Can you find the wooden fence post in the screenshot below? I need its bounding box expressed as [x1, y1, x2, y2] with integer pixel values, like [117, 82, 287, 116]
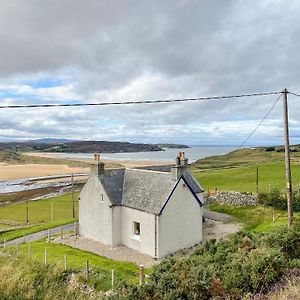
[48, 229, 51, 243]
[64, 254, 67, 270]
[86, 261, 90, 279]
[111, 269, 115, 289]
[139, 264, 145, 285]
[28, 244, 31, 258]
[44, 249, 48, 265]
[51, 202, 54, 222]
[73, 223, 77, 240]
[61, 227, 64, 239]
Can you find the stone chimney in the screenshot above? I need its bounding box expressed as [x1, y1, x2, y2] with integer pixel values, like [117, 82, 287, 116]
[90, 153, 105, 175]
[171, 151, 188, 181]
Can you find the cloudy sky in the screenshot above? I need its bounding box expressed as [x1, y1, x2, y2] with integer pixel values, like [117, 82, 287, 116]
[0, 0, 300, 146]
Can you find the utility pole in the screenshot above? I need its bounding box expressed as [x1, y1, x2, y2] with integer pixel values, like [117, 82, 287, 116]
[256, 165, 259, 194]
[283, 88, 293, 227]
[71, 173, 75, 219]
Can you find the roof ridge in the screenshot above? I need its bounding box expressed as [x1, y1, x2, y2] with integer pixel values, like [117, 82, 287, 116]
[121, 169, 127, 206]
[126, 168, 171, 175]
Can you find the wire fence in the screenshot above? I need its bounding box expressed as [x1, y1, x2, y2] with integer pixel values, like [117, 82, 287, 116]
[0, 227, 147, 291]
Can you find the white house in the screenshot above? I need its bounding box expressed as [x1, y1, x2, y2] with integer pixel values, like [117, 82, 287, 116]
[79, 152, 204, 258]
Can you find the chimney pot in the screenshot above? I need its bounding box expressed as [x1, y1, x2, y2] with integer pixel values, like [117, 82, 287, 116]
[171, 152, 189, 180]
[91, 153, 104, 175]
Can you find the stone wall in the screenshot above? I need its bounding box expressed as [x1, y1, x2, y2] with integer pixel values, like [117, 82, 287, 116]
[207, 191, 257, 206]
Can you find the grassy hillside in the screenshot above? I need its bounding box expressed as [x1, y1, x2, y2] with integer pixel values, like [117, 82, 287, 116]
[0, 140, 162, 153]
[191, 147, 300, 192]
[192, 146, 300, 170]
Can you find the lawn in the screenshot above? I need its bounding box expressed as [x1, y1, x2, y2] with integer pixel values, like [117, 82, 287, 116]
[209, 202, 300, 232]
[3, 240, 146, 291]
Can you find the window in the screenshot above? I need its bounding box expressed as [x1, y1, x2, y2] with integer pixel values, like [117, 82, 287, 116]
[133, 221, 140, 236]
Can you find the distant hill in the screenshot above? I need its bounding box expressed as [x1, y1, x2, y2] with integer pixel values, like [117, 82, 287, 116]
[156, 143, 190, 149]
[27, 138, 77, 144]
[191, 144, 300, 171]
[0, 140, 163, 153]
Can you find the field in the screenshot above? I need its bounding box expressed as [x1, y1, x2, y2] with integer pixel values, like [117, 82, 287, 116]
[191, 147, 300, 193]
[0, 192, 79, 241]
[0, 192, 79, 225]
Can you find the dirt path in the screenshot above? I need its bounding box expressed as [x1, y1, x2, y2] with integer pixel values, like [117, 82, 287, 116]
[1, 222, 76, 247]
[203, 219, 242, 241]
[203, 209, 235, 223]
[202, 209, 242, 241]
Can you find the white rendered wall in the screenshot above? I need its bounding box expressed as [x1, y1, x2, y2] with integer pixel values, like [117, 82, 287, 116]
[111, 206, 122, 247]
[157, 179, 203, 258]
[121, 207, 156, 257]
[79, 175, 113, 245]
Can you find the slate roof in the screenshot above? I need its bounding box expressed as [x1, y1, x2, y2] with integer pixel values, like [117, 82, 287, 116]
[99, 169, 125, 206]
[122, 169, 175, 214]
[98, 168, 203, 215]
[182, 169, 204, 194]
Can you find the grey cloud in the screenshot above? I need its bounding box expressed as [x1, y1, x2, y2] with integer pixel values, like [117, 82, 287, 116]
[0, 0, 299, 144]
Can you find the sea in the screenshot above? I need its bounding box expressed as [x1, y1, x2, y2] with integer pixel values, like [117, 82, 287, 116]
[59, 145, 236, 163]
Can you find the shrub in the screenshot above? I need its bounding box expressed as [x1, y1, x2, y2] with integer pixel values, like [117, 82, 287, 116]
[258, 189, 300, 212]
[223, 247, 286, 295]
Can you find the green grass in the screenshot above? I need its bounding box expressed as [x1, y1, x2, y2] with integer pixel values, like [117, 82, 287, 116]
[193, 161, 300, 193]
[0, 192, 79, 224]
[4, 240, 147, 291]
[209, 202, 300, 232]
[190, 147, 300, 193]
[0, 192, 79, 242]
[0, 219, 76, 242]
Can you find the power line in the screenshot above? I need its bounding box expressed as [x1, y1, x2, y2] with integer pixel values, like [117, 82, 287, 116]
[289, 91, 300, 98]
[237, 93, 282, 149]
[0, 91, 281, 109]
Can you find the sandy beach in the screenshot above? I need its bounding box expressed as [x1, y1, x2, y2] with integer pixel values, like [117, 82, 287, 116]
[26, 152, 172, 168]
[0, 152, 173, 181]
[0, 163, 89, 181]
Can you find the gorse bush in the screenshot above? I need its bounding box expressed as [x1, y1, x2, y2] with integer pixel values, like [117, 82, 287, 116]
[110, 223, 300, 300]
[0, 256, 90, 300]
[258, 188, 300, 211]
